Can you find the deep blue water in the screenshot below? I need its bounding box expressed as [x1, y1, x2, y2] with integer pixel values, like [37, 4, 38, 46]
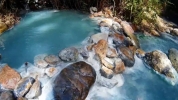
[0, 10, 97, 68]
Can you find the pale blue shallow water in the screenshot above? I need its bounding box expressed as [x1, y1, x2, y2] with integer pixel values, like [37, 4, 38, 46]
[0, 10, 178, 100]
[0, 10, 97, 68]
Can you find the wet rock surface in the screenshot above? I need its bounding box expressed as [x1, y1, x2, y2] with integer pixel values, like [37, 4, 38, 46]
[44, 55, 59, 66]
[53, 61, 96, 100]
[14, 77, 35, 97]
[59, 47, 79, 62]
[0, 64, 21, 90]
[0, 90, 15, 100]
[168, 48, 178, 72]
[117, 46, 135, 67]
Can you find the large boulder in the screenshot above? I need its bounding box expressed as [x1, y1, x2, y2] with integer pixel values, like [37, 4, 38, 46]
[53, 61, 96, 100]
[0, 91, 15, 100]
[144, 50, 175, 78]
[168, 48, 178, 72]
[25, 79, 41, 99]
[0, 64, 21, 89]
[59, 47, 79, 62]
[14, 77, 35, 97]
[120, 21, 140, 48]
[117, 46, 135, 67]
[0, 22, 8, 35]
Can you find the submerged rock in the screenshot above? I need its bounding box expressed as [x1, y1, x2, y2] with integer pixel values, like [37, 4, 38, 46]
[14, 77, 35, 97]
[25, 80, 41, 99]
[53, 61, 96, 100]
[117, 46, 135, 67]
[0, 90, 15, 100]
[120, 21, 140, 48]
[0, 64, 21, 90]
[100, 66, 114, 79]
[114, 58, 125, 74]
[44, 55, 59, 66]
[59, 47, 79, 62]
[144, 50, 175, 78]
[97, 76, 118, 88]
[168, 48, 178, 72]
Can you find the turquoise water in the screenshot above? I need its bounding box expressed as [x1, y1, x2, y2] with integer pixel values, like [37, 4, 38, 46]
[0, 10, 97, 68]
[0, 10, 178, 100]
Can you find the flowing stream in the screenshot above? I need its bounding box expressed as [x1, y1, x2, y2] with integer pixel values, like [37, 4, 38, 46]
[0, 10, 178, 100]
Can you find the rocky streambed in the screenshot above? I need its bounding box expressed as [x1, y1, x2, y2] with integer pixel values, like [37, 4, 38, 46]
[0, 10, 178, 100]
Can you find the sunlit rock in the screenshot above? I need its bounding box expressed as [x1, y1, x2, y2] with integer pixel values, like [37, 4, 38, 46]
[14, 77, 35, 97]
[168, 48, 178, 73]
[0, 91, 15, 100]
[136, 49, 146, 58]
[100, 65, 114, 79]
[0, 64, 21, 90]
[114, 58, 125, 74]
[121, 21, 140, 48]
[59, 47, 79, 62]
[94, 39, 108, 59]
[44, 55, 59, 66]
[0, 22, 8, 35]
[101, 59, 114, 69]
[117, 46, 135, 67]
[144, 50, 175, 78]
[90, 33, 108, 43]
[25, 79, 41, 99]
[45, 67, 58, 77]
[53, 61, 96, 100]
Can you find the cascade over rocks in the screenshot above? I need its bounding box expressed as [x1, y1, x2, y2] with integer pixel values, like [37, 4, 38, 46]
[168, 48, 178, 72]
[53, 61, 96, 100]
[59, 47, 79, 62]
[0, 64, 21, 90]
[144, 50, 175, 78]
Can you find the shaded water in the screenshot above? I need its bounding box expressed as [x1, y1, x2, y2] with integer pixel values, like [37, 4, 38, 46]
[0, 10, 178, 100]
[0, 10, 97, 68]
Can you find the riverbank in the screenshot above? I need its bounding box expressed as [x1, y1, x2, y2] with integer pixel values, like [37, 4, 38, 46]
[0, 10, 178, 100]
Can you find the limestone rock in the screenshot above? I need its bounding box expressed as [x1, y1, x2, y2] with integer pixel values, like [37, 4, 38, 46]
[0, 64, 21, 89]
[100, 66, 114, 79]
[90, 33, 108, 43]
[120, 21, 140, 48]
[45, 67, 58, 77]
[59, 47, 79, 62]
[168, 48, 178, 72]
[114, 58, 125, 74]
[144, 50, 175, 78]
[106, 47, 118, 58]
[25, 80, 41, 99]
[117, 46, 135, 67]
[0, 91, 15, 100]
[53, 61, 96, 100]
[14, 77, 35, 97]
[0, 22, 8, 35]
[44, 55, 59, 66]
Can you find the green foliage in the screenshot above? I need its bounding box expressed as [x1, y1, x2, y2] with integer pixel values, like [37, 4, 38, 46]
[121, 0, 170, 24]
